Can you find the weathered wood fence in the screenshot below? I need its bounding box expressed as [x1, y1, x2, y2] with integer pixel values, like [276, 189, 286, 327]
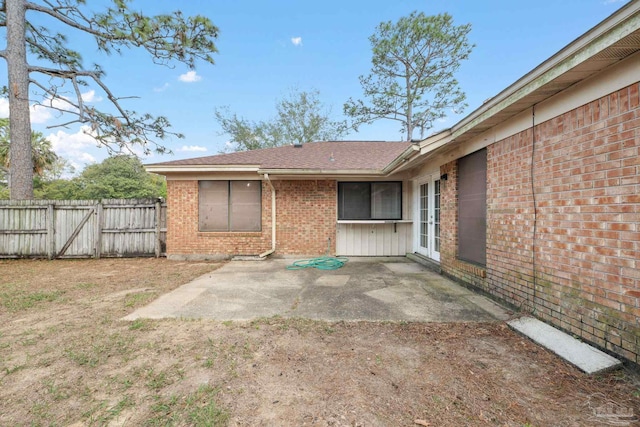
[0, 199, 167, 259]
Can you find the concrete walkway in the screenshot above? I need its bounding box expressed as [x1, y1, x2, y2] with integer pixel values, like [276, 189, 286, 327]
[123, 258, 511, 322]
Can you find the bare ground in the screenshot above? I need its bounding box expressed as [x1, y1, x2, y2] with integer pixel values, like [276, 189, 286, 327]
[0, 258, 638, 427]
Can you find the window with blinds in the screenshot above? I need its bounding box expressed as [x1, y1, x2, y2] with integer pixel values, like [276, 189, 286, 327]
[458, 149, 487, 265]
[199, 181, 261, 232]
[338, 182, 402, 220]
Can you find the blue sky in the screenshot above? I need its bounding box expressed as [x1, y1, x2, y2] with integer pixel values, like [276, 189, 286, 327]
[0, 0, 630, 171]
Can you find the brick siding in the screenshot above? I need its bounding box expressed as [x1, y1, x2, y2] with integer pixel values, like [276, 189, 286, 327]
[274, 180, 337, 255]
[441, 83, 640, 362]
[166, 179, 336, 258]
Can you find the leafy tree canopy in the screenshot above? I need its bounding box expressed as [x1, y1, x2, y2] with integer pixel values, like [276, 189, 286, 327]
[344, 12, 473, 141]
[215, 89, 347, 152]
[74, 154, 165, 199]
[1, 0, 219, 199]
[1, 154, 166, 200]
[0, 117, 59, 180]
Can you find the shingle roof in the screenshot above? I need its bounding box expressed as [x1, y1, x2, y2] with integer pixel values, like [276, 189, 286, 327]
[148, 141, 412, 171]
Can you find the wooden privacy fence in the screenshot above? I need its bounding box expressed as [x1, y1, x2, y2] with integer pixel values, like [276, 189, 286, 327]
[0, 199, 167, 259]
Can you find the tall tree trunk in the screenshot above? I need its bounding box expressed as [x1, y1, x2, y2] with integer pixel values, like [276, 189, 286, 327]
[405, 66, 413, 142]
[6, 0, 34, 200]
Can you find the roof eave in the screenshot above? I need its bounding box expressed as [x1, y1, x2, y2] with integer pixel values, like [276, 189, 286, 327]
[257, 168, 386, 176]
[145, 165, 261, 174]
[381, 144, 421, 175]
[449, 1, 640, 142]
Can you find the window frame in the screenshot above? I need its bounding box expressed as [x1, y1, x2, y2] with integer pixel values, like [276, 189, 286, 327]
[198, 180, 262, 232]
[337, 181, 403, 221]
[457, 149, 487, 266]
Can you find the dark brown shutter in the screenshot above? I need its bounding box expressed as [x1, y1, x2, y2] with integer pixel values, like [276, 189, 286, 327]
[458, 149, 487, 265]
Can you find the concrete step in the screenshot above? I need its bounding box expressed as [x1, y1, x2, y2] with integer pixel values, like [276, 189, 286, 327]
[406, 253, 441, 273]
[508, 316, 622, 374]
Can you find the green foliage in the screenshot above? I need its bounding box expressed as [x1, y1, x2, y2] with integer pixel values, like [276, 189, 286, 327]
[0, 285, 65, 312]
[33, 177, 82, 200]
[75, 155, 166, 199]
[16, 1, 219, 151]
[1, 154, 166, 200]
[0, 117, 59, 176]
[147, 384, 229, 426]
[2, 0, 219, 199]
[344, 12, 474, 141]
[216, 89, 346, 152]
[0, 117, 61, 199]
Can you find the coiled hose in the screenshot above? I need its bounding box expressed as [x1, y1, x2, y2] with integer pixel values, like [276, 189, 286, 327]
[286, 256, 348, 270]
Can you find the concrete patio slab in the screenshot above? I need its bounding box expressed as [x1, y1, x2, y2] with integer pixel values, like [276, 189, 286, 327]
[314, 275, 350, 287]
[382, 262, 429, 274]
[508, 316, 622, 374]
[123, 258, 512, 322]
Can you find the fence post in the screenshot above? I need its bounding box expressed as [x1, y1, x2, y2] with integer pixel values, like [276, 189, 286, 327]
[155, 198, 162, 258]
[0, 199, 167, 259]
[95, 201, 103, 259]
[47, 204, 55, 260]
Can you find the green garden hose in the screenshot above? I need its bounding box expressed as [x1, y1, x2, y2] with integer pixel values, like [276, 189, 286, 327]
[286, 256, 348, 270]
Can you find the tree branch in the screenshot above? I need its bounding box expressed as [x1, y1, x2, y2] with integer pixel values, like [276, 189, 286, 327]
[26, 1, 115, 39]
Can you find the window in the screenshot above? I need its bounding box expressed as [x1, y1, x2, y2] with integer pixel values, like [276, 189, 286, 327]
[458, 149, 487, 265]
[199, 181, 261, 232]
[338, 182, 402, 220]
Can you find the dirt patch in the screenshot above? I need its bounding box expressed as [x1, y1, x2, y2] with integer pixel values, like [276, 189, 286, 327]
[0, 258, 638, 426]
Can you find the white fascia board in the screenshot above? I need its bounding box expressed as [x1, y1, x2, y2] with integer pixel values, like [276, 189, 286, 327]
[451, 1, 640, 139]
[257, 169, 385, 176]
[383, 131, 451, 174]
[144, 165, 261, 174]
[381, 144, 421, 175]
[418, 130, 452, 155]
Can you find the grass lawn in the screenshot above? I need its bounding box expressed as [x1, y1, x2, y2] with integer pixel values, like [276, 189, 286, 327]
[0, 258, 638, 426]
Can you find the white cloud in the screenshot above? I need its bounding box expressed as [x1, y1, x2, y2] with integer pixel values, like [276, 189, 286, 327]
[177, 145, 207, 152]
[153, 83, 170, 92]
[178, 71, 202, 83]
[81, 90, 103, 103]
[0, 97, 57, 123]
[30, 96, 78, 124]
[30, 104, 54, 124]
[0, 98, 9, 117]
[291, 37, 302, 46]
[0, 92, 100, 124]
[0, 89, 102, 124]
[46, 126, 99, 169]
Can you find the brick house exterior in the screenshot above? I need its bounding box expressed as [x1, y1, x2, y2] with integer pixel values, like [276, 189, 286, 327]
[166, 179, 338, 257]
[166, 180, 273, 257]
[441, 83, 640, 362]
[148, 3, 640, 363]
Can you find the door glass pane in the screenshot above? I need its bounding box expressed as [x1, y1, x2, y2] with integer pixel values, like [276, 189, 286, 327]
[199, 181, 229, 231]
[230, 181, 261, 231]
[420, 183, 428, 248]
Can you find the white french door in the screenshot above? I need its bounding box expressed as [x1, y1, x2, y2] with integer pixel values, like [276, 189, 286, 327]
[414, 175, 441, 262]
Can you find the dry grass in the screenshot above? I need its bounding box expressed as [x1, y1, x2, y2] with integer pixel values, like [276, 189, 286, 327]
[0, 258, 638, 426]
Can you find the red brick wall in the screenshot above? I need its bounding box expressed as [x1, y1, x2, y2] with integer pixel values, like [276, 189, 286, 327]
[166, 179, 337, 258]
[441, 83, 640, 363]
[166, 180, 272, 257]
[274, 180, 337, 255]
[486, 129, 536, 309]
